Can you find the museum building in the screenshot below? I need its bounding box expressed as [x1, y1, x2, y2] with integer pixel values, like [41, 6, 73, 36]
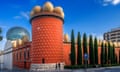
[1, 1, 120, 71]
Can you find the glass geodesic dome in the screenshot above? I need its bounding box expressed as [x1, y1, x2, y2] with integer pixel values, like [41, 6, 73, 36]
[6, 27, 30, 41]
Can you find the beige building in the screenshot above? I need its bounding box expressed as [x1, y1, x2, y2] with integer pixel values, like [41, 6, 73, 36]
[104, 27, 120, 42]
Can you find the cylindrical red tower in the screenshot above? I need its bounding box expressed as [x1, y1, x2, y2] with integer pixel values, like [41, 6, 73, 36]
[30, 2, 64, 64]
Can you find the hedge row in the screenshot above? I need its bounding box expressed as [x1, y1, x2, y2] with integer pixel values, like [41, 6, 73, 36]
[64, 64, 120, 69]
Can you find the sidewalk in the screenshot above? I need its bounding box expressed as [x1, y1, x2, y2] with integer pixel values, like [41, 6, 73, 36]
[1, 66, 120, 72]
[77, 66, 120, 72]
[0, 67, 28, 72]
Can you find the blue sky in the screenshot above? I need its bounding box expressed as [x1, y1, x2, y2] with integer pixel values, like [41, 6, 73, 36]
[0, 0, 120, 50]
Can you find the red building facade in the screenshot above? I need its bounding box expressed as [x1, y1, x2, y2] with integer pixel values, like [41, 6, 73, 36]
[13, 42, 120, 69]
[30, 13, 64, 64]
[12, 1, 120, 70]
[13, 42, 31, 69]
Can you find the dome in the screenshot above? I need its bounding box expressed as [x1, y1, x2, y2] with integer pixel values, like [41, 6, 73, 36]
[33, 6, 41, 13]
[64, 34, 69, 42]
[43, 1, 54, 12]
[54, 7, 63, 14]
[6, 27, 30, 41]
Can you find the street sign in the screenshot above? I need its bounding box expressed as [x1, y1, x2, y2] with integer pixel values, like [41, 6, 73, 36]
[84, 53, 89, 60]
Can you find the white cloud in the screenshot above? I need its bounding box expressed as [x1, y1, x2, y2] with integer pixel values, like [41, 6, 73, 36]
[101, 0, 120, 6]
[103, 3, 109, 6]
[112, 0, 120, 5]
[13, 16, 22, 19]
[20, 11, 29, 20]
[97, 35, 103, 40]
[104, 0, 112, 2]
[13, 11, 30, 20]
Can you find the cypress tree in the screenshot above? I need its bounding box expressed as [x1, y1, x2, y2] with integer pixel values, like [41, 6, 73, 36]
[113, 44, 115, 64]
[110, 43, 114, 64]
[119, 50, 120, 64]
[101, 41, 105, 66]
[83, 33, 88, 64]
[111, 44, 114, 64]
[0, 28, 2, 41]
[70, 29, 76, 65]
[77, 32, 82, 65]
[104, 43, 108, 64]
[94, 37, 98, 64]
[89, 35, 95, 65]
[108, 41, 111, 64]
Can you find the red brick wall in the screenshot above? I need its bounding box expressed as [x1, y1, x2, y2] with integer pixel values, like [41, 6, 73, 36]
[31, 15, 64, 64]
[63, 43, 71, 65]
[13, 42, 120, 69]
[13, 42, 31, 69]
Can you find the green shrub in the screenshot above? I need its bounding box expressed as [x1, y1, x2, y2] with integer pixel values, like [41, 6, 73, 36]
[64, 65, 97, 69]
[64, 64, 120, 69]
[101, 64, 120, 67]
[64, 65, 84, 69]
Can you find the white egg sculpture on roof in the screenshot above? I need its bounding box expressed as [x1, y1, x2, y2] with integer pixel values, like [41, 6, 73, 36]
[60, 12, 64, 18]
[33, 6, 41, 13]
[12, 40, 17, 48]
[18, 39, 22, 46]
[22, 35, 29, 43]
[54, 7, 63, 14]
[43, 1, 54, 12]
[64, 34, 69, 42]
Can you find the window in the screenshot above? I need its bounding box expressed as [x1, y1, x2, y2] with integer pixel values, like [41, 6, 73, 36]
[16, 52, 18, 61]
[19, 51, 22, 60]
[14, 53, 15, 61]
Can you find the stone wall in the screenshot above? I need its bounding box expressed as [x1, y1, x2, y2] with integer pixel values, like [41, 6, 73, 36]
[30, 63, 64, 71]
